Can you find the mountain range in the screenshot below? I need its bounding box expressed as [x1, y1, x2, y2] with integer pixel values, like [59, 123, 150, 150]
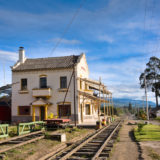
[112, 98, 156, 107]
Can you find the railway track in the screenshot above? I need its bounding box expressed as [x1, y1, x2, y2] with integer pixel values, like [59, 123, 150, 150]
[43, 120, 122, 160]
[0, 130, 44, 154]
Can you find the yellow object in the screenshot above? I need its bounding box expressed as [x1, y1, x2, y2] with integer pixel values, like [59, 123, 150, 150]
[32, 106, 35, 122]
[48, 113, 54, 119]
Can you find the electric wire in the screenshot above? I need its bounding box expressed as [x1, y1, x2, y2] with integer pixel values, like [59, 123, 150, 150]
[49, 0, 86, 56]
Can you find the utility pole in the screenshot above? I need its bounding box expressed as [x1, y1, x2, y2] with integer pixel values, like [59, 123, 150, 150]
[73, 55, 77, 127]
[144, 73, 149, 121]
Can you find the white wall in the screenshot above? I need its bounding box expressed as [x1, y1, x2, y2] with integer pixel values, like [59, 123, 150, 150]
[12, 54, 94, 123]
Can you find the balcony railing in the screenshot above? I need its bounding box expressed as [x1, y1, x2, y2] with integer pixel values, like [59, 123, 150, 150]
[32, 87, 52, 97]
[83, 89, 94, 95]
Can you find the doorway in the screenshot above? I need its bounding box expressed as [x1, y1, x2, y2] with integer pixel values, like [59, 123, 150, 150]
[81, 104, 83, 122]
[40, 106, 45, 121]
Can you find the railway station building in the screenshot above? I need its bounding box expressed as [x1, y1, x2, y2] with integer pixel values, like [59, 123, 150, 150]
[11, 47, 112, 124]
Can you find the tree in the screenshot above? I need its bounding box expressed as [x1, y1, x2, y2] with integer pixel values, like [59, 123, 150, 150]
[139, 56, 160, 108]
[128, 102, 132, 113]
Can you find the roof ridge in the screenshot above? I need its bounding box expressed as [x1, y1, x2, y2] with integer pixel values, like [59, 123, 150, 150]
[27, 54, 80, 60]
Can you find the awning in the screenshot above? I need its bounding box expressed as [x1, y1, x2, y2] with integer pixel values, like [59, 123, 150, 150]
[77, 77, 111, 94]
[78, 90, 108, 103]
[31, 98, 52, 106]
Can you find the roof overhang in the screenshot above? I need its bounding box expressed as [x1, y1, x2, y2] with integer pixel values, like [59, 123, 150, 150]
[31, 98, 52, 106]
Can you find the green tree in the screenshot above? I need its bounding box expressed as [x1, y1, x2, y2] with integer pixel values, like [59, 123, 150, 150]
[139, 56, 160, 108]
[128, 102, 132, 113]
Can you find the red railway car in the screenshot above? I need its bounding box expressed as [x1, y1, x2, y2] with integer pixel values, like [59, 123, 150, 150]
[0, 102, 11, 123]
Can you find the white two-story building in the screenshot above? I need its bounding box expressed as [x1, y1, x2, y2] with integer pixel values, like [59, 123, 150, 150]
[11, 47, 111, 124]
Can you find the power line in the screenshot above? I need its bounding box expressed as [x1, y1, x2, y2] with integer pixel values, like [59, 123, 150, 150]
[49, 0, 86, 56]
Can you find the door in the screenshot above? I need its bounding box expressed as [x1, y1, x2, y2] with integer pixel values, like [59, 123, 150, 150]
[40, 106, 45, 121]
[81, 104, 83, 122]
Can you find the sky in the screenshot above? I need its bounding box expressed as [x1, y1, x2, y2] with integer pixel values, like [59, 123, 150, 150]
[0, 0, 159, 103]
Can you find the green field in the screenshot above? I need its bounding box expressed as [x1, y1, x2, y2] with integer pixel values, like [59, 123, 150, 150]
[134, 124, 160, 141]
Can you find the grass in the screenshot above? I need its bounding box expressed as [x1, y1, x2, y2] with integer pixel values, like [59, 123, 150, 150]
[155, 117, 160, 121]
[134, 124, 160, 141]
[148, 148, 160, 160]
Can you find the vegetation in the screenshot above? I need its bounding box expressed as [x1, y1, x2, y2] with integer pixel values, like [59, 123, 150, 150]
[155, 116, 160, 121]
[139, 56, 160, 108]
[134, 124, 160, 141]
[135, 109, 147, 120]
[2, 128, 94, 160]
[148, 148, 160, 160]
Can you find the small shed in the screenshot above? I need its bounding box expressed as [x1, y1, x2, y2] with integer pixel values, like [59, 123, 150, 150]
[0, 96, 11, 123]
[149, 107, 160, 118]
[156, 109, 160, 117]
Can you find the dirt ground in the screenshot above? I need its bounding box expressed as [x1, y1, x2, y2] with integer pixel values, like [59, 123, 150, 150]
[110, 120, 160, 160]
[110, 120, 140, 160]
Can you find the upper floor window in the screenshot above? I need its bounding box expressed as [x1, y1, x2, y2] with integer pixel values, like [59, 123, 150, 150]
[60, 76, 67, 89]
[40, 77, 47, 88]
[21, 78, 27, 90]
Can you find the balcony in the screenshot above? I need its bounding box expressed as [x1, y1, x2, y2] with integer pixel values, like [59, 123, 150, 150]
[32, 87, 52, 97]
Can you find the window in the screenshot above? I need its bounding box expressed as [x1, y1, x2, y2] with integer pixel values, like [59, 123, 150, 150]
[40, 77, 47, 88]
[60, 76, 67, 89]
[85, 104, 91, 115]
[58, 105, 71, 117]
[21, 79, 27, 90]
[18, 106, 30, 115]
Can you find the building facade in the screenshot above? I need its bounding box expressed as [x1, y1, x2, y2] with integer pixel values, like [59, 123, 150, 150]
[11, 47, 110, 124]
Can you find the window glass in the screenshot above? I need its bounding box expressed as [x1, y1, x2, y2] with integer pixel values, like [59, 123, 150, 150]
[40, 77, 47, 88]
[60, 77, 67, 88]
[19, 106, 30, 115]
[58, 105, 71, 117]
[85, 104, 91, 115]
[21, 79, 27, 90]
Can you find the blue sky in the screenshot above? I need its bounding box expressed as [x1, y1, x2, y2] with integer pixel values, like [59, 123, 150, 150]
[0, 0, 159, 103]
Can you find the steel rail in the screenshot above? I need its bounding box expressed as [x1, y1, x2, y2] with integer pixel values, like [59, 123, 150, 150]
[92, 121, 121, 160]
[47, 124, 112, 160]
[60, 121, 121, 160]
[0, 130, 44, 154]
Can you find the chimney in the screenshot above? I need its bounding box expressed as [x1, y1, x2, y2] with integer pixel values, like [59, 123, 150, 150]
[19, 47, 26, 63]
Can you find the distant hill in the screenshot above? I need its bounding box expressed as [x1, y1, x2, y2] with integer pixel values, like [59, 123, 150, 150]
[112, 98, 156, 107]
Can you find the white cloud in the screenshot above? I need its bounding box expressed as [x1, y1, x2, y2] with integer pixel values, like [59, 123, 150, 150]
[88, 56, 156, 102]
[97, 35, 114, 43]
[0, 50, 18, 62]
[48, 38, 81, 45]
[27, 46, 87, 58]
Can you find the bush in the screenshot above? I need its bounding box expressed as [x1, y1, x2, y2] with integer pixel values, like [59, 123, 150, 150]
[137, 123, 145, 132]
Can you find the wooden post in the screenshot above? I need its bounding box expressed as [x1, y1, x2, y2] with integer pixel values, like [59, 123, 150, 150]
[82, 94, 84, 123]
[111, 94, 114, 116]
[32, 106, 35, 122]
[103, 87, 105, 118]
[109, 94, 111, 116]
[45, 105, 48, 120]
[98, 77, 101, 122]
[106, 94, 108, 116]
